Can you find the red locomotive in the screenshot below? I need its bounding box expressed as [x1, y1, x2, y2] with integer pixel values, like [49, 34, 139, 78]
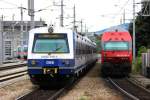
[101, 29, 132, 76]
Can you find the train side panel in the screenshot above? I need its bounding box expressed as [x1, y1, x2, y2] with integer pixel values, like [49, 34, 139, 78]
[74, 34, 97, 75]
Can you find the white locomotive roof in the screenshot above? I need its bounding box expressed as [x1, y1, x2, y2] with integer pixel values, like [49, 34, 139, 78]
[105, 26, 128, 32]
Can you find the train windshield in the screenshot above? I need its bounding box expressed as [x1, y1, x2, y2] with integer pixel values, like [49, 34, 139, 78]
[104, 42, 129, 50]
[32, 34, 69, 53]
[24, 47, 28, 52]
[18, 47, 21, 52]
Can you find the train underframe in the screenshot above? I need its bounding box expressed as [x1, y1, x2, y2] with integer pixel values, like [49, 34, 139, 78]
[29, 74, 75, 87]
[101, 62, 131, 77]
[28, 60, 97, 87]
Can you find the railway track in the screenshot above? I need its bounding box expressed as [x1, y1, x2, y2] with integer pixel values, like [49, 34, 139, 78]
[0, 62, 27, 70]
[0, 62, 28, 88]
[108, 77, 150, 100]
[16, 63, 93, 100]
[16, 86, 65, 100]
[16, 77, 77, 100]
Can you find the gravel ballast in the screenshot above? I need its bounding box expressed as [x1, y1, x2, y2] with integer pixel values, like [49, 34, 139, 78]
[0, 62, 125, 100]
[0, 79, 37, 100]
[58, 62, 125, 100]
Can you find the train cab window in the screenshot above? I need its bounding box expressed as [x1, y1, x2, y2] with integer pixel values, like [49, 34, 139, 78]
[18, 47, 21, 52]
[32, 34, 69, 53]
[104, 42, 129, 50]
[24, 47, 28, 52]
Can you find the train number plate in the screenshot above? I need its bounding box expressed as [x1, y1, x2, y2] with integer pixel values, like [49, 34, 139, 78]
[43, 68, 58, 74]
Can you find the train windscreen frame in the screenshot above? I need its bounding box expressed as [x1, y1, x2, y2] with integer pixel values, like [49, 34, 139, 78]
[104, 41, 129, 50]
[32, 33, 69, 53]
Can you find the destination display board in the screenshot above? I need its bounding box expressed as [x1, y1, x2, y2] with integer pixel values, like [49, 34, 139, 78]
[35, 33, 67, 39]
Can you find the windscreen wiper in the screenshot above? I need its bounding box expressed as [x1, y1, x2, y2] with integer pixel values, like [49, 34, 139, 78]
[54, 46, 63, 52]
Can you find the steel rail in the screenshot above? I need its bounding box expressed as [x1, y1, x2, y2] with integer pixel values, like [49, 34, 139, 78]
[108, 78, 139, 100]
[0, 63, 28, 88]
[48, 78, 75, 100]
[127, 78, 150, 93]
[0, 71, 27, 82]
[16, 78, 75, 100]
[0, 62, 27, 70]
[16, 61, 95, 100]
[0, 66, 27, 77]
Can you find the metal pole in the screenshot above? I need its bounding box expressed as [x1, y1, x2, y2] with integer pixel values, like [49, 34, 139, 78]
[73, 5, 76, 31]
[26, 21, 28, 32]
[31, 14, 34, 29]
[53, 0, 64, 27]
[31, 0, 34, 29]
[12, 14, 15, 21]
[120, 17, 122, 24]
[0, 17, 3, 64]
[20, 5, 24, 51]
[81, 20, 83, 34]
[25, 21, 28, 45]
[149, 0, 150, 15]
[85, 24, 86, 34]
[28, 0, 34, 29]
[12, 22, 15, 58]
[2, 15, 3, 62]
[60, 0, 64, 27]
[123, 9, 125, 24]
[133, 0, 136, 62]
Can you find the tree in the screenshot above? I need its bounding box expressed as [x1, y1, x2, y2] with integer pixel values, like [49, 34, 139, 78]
[129, 3, 150, 52]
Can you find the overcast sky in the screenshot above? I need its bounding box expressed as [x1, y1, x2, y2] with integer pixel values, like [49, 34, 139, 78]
[0, 0, 141, 32]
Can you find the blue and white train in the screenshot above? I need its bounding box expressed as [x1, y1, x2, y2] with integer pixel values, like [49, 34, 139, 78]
[27, 26, 97, 85]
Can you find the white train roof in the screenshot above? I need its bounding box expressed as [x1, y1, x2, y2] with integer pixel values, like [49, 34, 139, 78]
[29, 26, 73, 34]
[29, 26, 96, 47]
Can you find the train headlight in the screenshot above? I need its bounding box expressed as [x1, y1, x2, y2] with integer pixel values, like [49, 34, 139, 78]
[62, 60, 70, 66]
[31, 60, 36, 65]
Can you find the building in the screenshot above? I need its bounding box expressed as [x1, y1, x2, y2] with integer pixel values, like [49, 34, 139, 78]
[2, 21, 45, 60]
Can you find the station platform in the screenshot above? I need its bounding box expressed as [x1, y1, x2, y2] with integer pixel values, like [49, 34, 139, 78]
[130, 74, 150, 89]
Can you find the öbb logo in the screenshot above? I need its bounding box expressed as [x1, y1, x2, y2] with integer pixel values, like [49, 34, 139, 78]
[46, 61, 54, 64]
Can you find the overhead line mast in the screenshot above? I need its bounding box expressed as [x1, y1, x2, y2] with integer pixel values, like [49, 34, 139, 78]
[133, 0, 136, 62]
[60, 0, 64, 27]
[73, 5, 76, 32]
[54, 0, 65, 27]
[0, 16, 3, 65]
[28, 0, 35, 29]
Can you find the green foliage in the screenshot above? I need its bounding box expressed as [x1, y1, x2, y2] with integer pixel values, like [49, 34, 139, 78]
[93, 35, 101, 52]
[95, 39, 101, 52]
[79, 96, 88, 100]
[133, 46, 147, 74]
[123, 3, 150, 73]
[134, 57, 142, 74]
[129, 10, 150, 51]
[120, 3, 150, 73]
[137, 46, 147, 57]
